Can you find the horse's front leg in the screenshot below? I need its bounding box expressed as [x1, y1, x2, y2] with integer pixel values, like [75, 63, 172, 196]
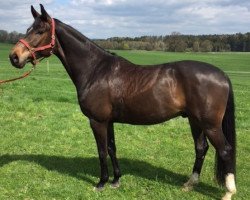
[107, 122, 121, 187]
[90, 119, 109, 190]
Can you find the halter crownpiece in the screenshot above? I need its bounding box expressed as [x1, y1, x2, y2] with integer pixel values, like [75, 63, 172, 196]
[19, 18, 56, 64]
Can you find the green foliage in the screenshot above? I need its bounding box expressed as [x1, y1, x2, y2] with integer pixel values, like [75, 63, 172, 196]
[200, 40, 213, 52]
[95, 32, 250, 52]
[0, 30, 24, 44]
[0, 44, 249, 199]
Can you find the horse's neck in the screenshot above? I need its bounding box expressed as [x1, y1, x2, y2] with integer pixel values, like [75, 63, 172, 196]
[54, 20, 110, 89]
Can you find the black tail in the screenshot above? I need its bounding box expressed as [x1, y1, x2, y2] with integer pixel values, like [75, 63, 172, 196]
[215, 81, 236, 185]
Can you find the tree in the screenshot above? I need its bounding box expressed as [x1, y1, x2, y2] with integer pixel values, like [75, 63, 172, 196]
[201, 40, 213, 52]
[145, 42, 154, 51]
[245, 33, 250, 52]
[193, 40, 200, 52]
[7, 31, 20, 43]
[121, 42, 130, 50]
[0, 30, 8, 42]
[154, 40, 166, 51]
[175, 40, 187, 52]
[167, 32, 188, 52]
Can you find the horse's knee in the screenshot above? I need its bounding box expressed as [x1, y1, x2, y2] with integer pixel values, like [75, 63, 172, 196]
[196, 144, 209, 159]
[99, 150, 108, 159]
[108, 143, 116, 154]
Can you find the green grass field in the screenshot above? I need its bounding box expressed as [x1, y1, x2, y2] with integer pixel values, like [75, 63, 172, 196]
[0, 43, 249, 199]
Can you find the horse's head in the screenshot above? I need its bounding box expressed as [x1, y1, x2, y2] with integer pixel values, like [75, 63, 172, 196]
[9, 4, 55, 68]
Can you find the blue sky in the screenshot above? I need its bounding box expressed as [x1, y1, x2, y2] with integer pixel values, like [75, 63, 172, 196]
[0, 0, 250, 38]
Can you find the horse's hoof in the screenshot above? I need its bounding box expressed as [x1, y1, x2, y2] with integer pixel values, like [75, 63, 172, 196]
[93, 182, 106, 192]
[221, 196, 231, 200]
[111, 180, 120, 188]
[93, 186, 105, 192]
[221, 191, 236, 200]
[182, 185, 193, 192]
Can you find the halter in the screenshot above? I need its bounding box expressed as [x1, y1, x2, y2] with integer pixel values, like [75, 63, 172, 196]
[0, 18, 55, 84]
[19, 18, 56, 64]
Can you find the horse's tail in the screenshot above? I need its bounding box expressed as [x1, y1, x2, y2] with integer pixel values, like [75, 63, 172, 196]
[215, 81, 236, 185]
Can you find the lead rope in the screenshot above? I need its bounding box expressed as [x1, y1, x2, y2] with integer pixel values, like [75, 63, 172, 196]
[0, 56, 47, 84]
[0, 64, 36, 84]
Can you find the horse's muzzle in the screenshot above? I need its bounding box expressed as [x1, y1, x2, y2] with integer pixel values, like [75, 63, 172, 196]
[9, 53, 25, 69]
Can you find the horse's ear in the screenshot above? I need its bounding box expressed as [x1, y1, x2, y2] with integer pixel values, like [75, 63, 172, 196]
[31, 5, 40, 19]
[40, 4, 51, 21]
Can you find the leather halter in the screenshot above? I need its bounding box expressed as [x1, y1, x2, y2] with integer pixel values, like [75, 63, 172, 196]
[19, 18, 56, 64]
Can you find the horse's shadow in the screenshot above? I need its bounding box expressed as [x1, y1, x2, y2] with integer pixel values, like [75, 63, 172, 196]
[0, 154, 223, 199]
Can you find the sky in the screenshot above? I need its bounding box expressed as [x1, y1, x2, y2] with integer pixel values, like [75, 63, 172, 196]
[0, 0, 250, 38]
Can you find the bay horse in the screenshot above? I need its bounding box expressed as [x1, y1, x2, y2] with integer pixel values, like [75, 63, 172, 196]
[9, 5, 236, 200]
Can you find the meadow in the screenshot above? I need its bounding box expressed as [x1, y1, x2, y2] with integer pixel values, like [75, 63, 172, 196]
[0, 43, 249, 199]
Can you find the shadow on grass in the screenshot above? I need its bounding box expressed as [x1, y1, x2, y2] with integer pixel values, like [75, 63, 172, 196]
[0, 154, 223, 199]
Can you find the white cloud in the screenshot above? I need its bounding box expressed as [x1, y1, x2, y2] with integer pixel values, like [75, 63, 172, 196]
[71, 0, 126, 6]
[0, 0, 250, 38]
[0, 0, 54, 33]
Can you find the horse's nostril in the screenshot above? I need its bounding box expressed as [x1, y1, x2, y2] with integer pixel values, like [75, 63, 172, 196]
[9, 53, 19, 65]
[13, 54, 19, 64]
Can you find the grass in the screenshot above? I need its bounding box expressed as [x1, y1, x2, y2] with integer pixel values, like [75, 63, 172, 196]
[0, 43, 250, 199]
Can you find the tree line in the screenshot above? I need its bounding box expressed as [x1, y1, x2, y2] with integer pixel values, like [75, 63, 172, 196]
[1, 29, 250, 52]
[0, 30, 24, 44]
[94, 32, 250, 52]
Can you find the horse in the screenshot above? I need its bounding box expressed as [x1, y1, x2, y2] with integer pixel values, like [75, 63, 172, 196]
[9, 5, 236, 200]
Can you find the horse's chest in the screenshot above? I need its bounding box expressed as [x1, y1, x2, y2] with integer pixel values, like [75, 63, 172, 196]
[77, 86, 112, 121]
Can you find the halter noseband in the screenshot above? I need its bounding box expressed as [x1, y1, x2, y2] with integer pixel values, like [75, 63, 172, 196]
[19, 18, 55, 64]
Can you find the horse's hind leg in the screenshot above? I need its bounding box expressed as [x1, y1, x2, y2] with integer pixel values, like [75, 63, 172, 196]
[183, 118, 209, 191]
[204, 127, 236, 200]
[107, 122, 121, 188]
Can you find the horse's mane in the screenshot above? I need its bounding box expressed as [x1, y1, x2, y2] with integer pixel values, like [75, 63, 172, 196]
[54, 19, 112, 56]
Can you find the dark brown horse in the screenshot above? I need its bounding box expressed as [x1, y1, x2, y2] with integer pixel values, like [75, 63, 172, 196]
[9, 5, 236, 200]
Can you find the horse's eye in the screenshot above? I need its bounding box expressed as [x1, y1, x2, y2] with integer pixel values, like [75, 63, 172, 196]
[36, 30, 44, 35]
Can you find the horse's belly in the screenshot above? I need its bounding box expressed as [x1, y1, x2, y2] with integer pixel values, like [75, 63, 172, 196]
[113, 93, 182, 125]
[116, 109, 181, 125]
